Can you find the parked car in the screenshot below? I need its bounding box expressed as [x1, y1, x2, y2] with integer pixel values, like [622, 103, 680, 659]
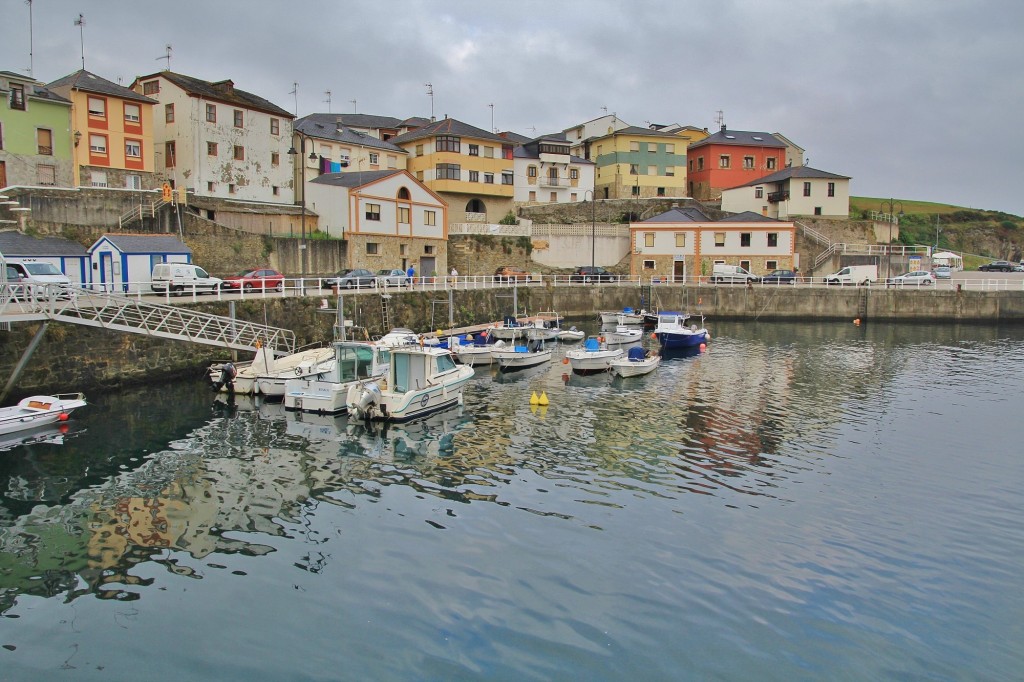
[570, 266, 617, 283]
[150, 263, 222, 295]
[493, 266, 532, 283]
[221, 268, 285, 292]
[1014, 263, 1024, 272]
[761, 269, 797, 284]
[324, 268, 377, 289]
[4, 260, 75, 299]
[932, 266, 952, 279]
[978, 260, 1016, 272]
[885, 270, 936, 287]
[376, 269, 407, 287]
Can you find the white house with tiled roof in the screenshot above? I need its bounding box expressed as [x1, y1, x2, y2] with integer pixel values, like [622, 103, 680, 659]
[721, 166, 851, 219]
[511, 134, 594, 205]
[130, 71, 294, 205]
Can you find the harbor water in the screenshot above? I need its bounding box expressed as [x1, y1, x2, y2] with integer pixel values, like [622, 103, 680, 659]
[1, 321, 1022, 681]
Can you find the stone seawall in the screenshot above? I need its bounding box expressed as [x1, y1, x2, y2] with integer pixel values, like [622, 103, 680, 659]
[2, 285, 1022, 396]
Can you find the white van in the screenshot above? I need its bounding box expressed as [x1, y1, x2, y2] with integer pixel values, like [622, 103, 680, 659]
[6, 259, 74, 299]
[824, 264, 877, 286]
[711, 263, 760, 284]
[150, 263, 223, 295]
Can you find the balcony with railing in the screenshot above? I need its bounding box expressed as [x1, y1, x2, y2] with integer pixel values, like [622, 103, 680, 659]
[767, 190, 789, 203]
[540, 176, 562, 188]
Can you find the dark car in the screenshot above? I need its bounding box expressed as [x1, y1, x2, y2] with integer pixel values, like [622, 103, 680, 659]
[571, 266, 617, 283]
[761, 269, 797, 285]
[979, 260, 1015, 272]
[324, 268, 378, 289]
[221, 268, 285, 292]
[493, 266, 532, 283]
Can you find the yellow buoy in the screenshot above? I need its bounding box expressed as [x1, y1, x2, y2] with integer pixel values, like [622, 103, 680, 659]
[539, 391, 549, 406]
[530, 391, 539, 405]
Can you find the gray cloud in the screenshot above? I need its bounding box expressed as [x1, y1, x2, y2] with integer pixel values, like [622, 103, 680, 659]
[4, 0, 1021, 214]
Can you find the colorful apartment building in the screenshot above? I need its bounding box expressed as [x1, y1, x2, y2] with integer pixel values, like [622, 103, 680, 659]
[686, 126, 789, 201]
[589, 126, 690, 199]
[130, 71, 294, 204]
[1, 70, 73, 188]
[390, 117, 514, 224]
[46, 70, 158, 190]
[721, 166, 851, 219]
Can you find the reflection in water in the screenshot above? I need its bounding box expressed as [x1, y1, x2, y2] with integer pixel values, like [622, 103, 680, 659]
[1, 322, 1023, 681]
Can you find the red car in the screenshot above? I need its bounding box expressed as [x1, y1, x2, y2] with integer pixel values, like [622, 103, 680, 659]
[221, 268, 285, 292]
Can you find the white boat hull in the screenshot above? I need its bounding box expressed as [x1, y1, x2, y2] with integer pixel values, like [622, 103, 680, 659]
[0, 393, 87, 436]
[492, 348, 553, 371]
[565, 348, 623, 374]
[610, 354, 661, 378]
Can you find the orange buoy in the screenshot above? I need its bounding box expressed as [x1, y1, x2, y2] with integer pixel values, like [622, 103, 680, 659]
[853, 318, 861, 326]
[562, 357, 569, 364]
[699, 343, 707, 351]
[651, 332, 657, 339]
[58, 413, 70, 421]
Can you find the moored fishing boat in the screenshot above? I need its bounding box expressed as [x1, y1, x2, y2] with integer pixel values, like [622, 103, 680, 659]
[564, 337, 623, 375]
[653, 312, 709, 349]
[284, 341, 390, 414]
[0, 393, 87, 436]
[346, 346, 475, 422]
[603, 325, 644, 348]
[556, 326, 585, 342]
[609, 346, 661, 378]
[491, 340, 553, 372]
[599, 307, 646, 325]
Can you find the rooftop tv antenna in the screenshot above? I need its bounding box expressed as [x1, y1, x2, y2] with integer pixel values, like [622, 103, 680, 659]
[488, 103, 494, 132]
[601, 106, 608, 114]
[715, 109, 725, 130]
[74, 13, 85, 69]
[323, 90, 332, 113]
[156, 44, 172, 70]
[425, 83, 434, 119]
[25, 0, 34, 77]
[289, 82, 298, 116]
[350, 99, 357, 114]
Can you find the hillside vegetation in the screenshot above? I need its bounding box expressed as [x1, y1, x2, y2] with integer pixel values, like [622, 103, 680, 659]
[850, 197, 1024, 264]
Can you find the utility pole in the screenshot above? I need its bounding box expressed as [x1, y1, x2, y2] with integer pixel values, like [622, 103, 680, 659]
[74, 14, 85, 69]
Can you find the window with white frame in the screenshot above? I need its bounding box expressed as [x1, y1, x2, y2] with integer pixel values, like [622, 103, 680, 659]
[124, 103, 140, 123]
[366, 203, 381, 221]
[369, 152, 379, 164]
[87, 96, 106, 117]
[90, 170, 108, 187]
[483, 146, 494, 158]
[643, 260, 655, 270]
[398, 207, 410, 224]
[766, 157, 777, 170]
[469, 170, 479, 182]
[719, 155, 730, 168]
[233, 109, 244, 127]
[828, 182, 835, 197]
[270, 118, 280, 135]
[484, 173, 494, 184]
[755, 187, 763, 198]
[744, 156, 754, 169]
[468, 144, 479, 156]
[630, 141, 640, 152]
[206, 103, 216, 123]
[165, 103, 174, 123]
[740, 232, 751, 247]
[125, 174, 142, 189]
[767, 232, 779, 247]
[367, 242, 379, 255]
[766, 260, 778, 270]
[89, 134, 107, 154]
[424, 210, 436, 226]
[125, 140, 141, 158]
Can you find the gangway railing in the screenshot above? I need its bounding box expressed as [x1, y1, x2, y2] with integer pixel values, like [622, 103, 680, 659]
[0, 285, 295, 354]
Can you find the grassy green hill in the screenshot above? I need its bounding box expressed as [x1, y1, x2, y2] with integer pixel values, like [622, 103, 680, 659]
[849, 197, 1024, 265]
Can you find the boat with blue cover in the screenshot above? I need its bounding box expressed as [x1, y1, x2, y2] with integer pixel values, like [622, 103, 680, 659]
[609, 346, 662, 378]
[653, 312, 709, 349]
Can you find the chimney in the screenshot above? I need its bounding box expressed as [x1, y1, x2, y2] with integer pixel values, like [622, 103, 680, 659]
[336, 117, 343, 133]
[721, 123, 727, 132]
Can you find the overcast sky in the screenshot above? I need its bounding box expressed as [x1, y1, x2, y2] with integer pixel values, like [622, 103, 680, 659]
[4, 0, 1022, 216]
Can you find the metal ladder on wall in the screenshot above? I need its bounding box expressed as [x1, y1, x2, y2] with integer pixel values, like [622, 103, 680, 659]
[380, 293, 392, 332]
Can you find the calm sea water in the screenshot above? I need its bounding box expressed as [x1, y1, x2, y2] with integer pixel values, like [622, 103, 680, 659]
[1, 321, 1023, 681]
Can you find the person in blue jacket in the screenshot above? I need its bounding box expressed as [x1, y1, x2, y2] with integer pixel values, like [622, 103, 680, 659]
[406, 265, 415, 285]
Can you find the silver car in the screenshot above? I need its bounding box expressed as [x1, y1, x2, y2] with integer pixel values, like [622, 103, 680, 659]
[376, 269, 407, 287]
[932, 266, 952, 279]
[886, 270, 936, 287]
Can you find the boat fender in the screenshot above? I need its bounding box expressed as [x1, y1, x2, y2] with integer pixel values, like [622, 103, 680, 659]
[58, 412, 70, 421]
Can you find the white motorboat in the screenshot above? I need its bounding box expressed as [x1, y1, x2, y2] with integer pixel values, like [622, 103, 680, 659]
[609, 346, 662, 378]
[347, 346, 475, 422]
[209, 345, 331, 395]
[491, 340, 553, 372]
[564, 337, 623, 375]
[451, 337, 504, 366]
[653, 312, 709, 349]
[252, 346, 335, 398]
[0, 393, 87, 436]
[556, 326, 585, 342]
[284, 341, 390, 414]
[488, 316, 528, 341]
[377, 328, 421, 347]
[599, 307, 646, 325]
[604, 325, 644, 348]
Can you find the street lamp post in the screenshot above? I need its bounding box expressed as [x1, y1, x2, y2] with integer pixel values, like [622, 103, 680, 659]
[288, 133, 318, 280]
[879, 198, 904, 280]
[584, 190, 596, 268]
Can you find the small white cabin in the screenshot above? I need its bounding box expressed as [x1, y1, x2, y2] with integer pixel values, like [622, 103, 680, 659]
[87, 234, 192, 293]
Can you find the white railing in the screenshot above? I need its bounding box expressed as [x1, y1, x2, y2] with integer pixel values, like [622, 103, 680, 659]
[448, 222, 531, 236]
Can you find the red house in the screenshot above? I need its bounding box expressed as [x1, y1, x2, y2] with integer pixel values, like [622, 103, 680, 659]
[686, 126, 788, 201]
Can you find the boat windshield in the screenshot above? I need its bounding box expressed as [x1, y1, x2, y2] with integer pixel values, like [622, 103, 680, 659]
[336, 344, 377, 382]
[436, 353, 457, 373]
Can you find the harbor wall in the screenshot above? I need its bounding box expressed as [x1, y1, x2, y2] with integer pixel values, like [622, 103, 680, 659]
[2, 285, 1024, 395]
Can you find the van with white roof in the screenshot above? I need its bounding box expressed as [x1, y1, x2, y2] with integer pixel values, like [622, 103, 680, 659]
[150, 263, 222, 295]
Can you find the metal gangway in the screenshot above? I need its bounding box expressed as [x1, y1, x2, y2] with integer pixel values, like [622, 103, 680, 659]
[0, 284, 296, 354]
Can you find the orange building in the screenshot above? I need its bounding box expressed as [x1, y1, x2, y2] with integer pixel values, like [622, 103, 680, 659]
[686, 125, 789, 201]
[47, 70, 158, 190]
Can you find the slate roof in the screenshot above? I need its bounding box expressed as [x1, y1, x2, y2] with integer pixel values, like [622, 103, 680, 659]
[294, 115, 407, 153]
[47, 70, 156, 105]
[0, 72, 71, 104]
[641, 207, 712, 223]
[718, 211, 782, 222]
[733, 165, 851, 188]
[135, 71, 293, 118]
[688, 127, 786, 150]
[390, 117, 507, 145]
[310, 170, 404, 189]
[603, 125, 685, 139]
[512, 145, 592, 164]
[90, 234, 191, 254]
[0, 231, 88, 256]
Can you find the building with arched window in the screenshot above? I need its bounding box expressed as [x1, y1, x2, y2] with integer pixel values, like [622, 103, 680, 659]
[305, 169, 448, 275]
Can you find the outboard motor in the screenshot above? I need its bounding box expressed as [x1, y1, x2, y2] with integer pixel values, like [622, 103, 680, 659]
[347, 381, 382, 420]
[213, 362, 237, 392]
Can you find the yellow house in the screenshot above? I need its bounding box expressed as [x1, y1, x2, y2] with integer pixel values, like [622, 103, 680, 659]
[46, 69, 158, 190]
[589, 126, 701, 200]
[391, 117, 514, 224]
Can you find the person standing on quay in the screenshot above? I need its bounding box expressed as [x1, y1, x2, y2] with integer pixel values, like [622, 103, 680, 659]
[450, 267, 458, 286]
[407, 264, 415, 285]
